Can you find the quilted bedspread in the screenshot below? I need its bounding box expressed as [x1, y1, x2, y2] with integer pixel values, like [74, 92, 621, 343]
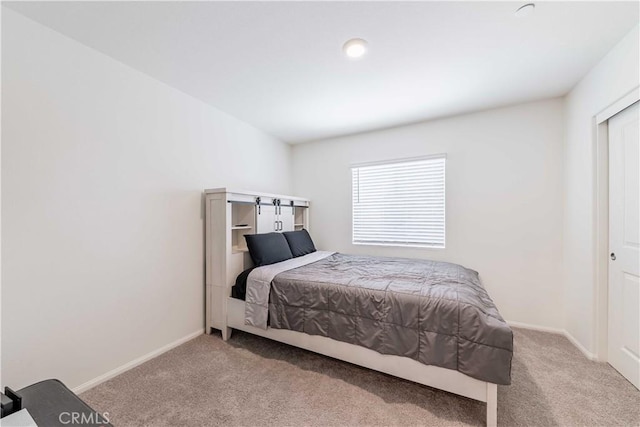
[249, 252, 513, 385]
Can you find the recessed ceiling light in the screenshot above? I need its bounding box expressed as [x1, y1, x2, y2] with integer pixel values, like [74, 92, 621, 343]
[343, 38, 368, 59]
[514, 3, 535, 18]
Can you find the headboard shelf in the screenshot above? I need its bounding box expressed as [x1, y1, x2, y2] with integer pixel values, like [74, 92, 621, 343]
[204, 188, 310, 337]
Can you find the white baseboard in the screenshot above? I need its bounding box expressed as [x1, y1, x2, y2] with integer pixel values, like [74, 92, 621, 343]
[507, 320, 564, 334]
[562, 330, 598, 361]
[507, 321, 598, 361]
[73, 329, 204, 394]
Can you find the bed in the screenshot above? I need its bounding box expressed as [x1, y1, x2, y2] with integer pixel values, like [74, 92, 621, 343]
[221, 237, 512, 427]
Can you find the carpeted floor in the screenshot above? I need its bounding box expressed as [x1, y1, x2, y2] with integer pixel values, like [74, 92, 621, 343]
[81, 328, 640, 426]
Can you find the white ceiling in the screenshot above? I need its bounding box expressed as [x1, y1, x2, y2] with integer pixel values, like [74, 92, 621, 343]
[4, 1, 639, 143]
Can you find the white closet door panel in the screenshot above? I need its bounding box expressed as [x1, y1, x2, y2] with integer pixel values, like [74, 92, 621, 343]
[608, 101, 640, 390]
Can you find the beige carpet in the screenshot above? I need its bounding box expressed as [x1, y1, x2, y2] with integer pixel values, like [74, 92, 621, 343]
[81, 328, 640, 426]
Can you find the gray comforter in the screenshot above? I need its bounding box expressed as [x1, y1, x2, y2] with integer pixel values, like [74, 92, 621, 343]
[252, 253, 513, 385]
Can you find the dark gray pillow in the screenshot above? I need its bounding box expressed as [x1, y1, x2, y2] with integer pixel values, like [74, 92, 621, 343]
[283, 229, 316, 257]
[244, 232, 293, 266]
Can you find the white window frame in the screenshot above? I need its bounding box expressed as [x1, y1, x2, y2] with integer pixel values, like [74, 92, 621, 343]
[351, 154, 446, 249]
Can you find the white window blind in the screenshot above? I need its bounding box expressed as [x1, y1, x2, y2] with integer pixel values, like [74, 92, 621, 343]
[352, 155, 446, 248]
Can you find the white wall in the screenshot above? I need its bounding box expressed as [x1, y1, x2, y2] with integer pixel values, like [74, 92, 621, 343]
[1, 9, 291, 390]
[563, 25, 640, 355]
[292, 99, 565, 329]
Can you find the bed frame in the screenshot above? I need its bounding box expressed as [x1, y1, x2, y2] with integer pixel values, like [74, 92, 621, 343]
[221, 297, 498, 427]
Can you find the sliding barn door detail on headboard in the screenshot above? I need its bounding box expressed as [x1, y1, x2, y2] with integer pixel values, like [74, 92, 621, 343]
[255, 199, 296, 234]
[203, 188, 310, 337]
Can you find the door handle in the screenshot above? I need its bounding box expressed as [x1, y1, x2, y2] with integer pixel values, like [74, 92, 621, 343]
[279, 220, 283, 231]
[274, 221, 278, 231]
[610, 253, 616, 261]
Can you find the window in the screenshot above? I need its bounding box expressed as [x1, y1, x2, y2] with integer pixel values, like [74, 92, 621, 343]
[352, 155, 446, 248]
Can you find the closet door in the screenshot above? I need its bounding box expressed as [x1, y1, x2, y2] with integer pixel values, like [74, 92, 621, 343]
[608, 102, 639, 389]
[256, 204, 277, 233]
[280, 206, 294, 232]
